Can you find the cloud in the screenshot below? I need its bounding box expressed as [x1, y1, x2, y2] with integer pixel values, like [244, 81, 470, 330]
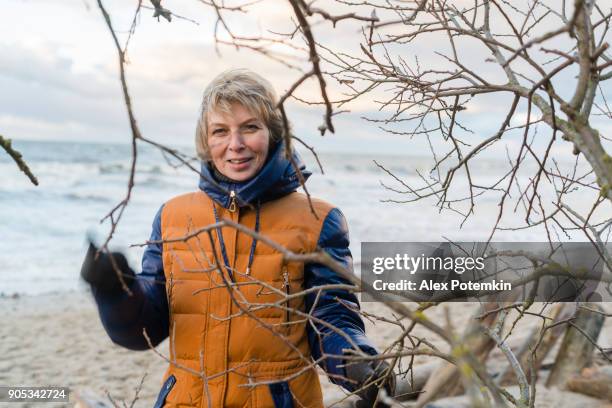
[0, 43, 117, 99]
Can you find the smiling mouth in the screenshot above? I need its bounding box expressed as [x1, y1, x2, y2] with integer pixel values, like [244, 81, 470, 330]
[228, 158, 252, 164]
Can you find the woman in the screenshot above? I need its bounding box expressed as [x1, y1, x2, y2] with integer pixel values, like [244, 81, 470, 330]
[81, 70, 393, 407]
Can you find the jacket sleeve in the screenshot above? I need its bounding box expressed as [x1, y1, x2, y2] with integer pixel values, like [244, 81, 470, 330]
[92, 205, 169, 350]
[304, 208, 378, 391]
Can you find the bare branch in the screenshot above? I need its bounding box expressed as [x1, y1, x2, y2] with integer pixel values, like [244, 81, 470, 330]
[0, 134, 38, 186]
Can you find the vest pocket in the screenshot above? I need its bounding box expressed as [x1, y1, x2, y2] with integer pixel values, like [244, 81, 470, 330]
[153, 374, 176, 408]
[268, 381, 294, 408]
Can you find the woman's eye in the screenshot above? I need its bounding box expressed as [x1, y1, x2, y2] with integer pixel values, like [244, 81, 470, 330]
[212, 129, 227, 136]
[245, 124, 260, 131]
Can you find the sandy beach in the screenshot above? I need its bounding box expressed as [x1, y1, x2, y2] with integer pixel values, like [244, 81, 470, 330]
[1, 291, 610, 407]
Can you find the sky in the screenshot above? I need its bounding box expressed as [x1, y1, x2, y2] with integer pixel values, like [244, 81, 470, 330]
[0, 0, 610, 158]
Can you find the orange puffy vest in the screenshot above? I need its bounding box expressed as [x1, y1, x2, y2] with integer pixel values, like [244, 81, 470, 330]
[159, 190, 335, 407]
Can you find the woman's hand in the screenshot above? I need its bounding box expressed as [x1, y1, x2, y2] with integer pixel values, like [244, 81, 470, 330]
[80, 241, 135, 294]
[346, 359, 396, 407]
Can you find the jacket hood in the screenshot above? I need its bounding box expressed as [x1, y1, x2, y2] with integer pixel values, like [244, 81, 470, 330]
[198, 140, 311, 209]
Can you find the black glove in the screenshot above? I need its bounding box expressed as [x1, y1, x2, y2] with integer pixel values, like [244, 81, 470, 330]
[80, 241, 135, 295]
[345, 359, 396, 408]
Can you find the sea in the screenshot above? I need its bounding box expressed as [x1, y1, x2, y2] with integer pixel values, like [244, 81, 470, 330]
[0, 139, 599, 295]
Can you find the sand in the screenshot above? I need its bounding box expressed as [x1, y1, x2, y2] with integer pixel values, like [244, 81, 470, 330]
[1, 291, 610, 407]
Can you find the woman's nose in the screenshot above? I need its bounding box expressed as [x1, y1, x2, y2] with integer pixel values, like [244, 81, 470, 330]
[227, 130, 245, 151]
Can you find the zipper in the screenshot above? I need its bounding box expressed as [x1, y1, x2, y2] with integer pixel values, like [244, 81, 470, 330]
[211, 199, 236, 282]
[228, 190, 237, 213]
[283, 265, 290, 324]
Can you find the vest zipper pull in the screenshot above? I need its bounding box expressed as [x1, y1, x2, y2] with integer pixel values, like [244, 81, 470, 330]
[228, 190, 237, 213]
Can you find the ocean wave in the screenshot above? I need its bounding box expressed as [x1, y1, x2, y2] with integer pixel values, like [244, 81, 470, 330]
[63, 192, 113, 203]
[98, 163, 170, 175]
[137, 176, 169, 188]
[99, 163, 126, 174]
[142, 165, 164, 174]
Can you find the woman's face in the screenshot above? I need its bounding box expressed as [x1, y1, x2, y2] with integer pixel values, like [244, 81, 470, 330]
[207, 102, 270, 182]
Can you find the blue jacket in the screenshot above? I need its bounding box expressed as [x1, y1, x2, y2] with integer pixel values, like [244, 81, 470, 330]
[92, 141, 377, 391]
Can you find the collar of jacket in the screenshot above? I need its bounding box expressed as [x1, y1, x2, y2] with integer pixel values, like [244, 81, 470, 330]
[198, 140, 312, 209]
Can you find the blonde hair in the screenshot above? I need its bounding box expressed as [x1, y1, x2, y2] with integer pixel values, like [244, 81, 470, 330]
[195, 69, 285, 160]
